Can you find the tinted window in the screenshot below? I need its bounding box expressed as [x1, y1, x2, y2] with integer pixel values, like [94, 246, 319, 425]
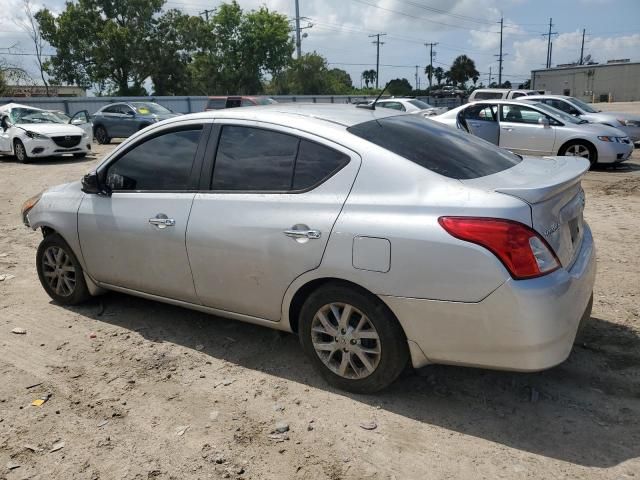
[293, 141, 350, 190]
[102, 105, 120, 114]
[212, 126, 299, 191]
[378, 102, 404, 111]
[206, 98, 226, 110]
[226, 98, 242, 108]
[500, 105, 546, 124]
[473, 91, 504, 100]
[105, 127, 202, 191]
[464, 104, 497, 121]
[241, 99, 256, 107]
[511, 92, 525, 99]
[347, 115, 521, 180]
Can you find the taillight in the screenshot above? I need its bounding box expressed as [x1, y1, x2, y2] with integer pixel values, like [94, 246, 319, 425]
[438, 217, 560, 280]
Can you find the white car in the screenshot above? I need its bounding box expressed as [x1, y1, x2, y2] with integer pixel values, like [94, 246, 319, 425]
[0, 103, 92, 163]
[374, 98, 448, 117]
[47, 109, 94, 144]
[432, 100, 633, 166]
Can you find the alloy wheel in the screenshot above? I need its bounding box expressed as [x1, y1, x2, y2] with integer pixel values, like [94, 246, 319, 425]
[14, 142, 26, 162]
[311, 302, 381, 379]
[565, 144, 591, 160]
[41, 246, 76, 297]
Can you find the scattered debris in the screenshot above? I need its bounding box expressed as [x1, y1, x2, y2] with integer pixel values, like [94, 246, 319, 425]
[26, 382, 43, 389]
[268, 434, 289, 442]
[359, 420, 377, 430]
[214, 379, 235, 388]
[97, 420, 109, 428]
[50, 441, 65, 453]
[273, 404, 285, 412]
[209, 410, 220, 421]
[7, 461, 20, 470]
[529, 386, 540, 403]
[0, 253, 8, 257]
[11, 327, 26, 335]
[176, 425, 190, 436]
[195, 344, 205, 351]
[0, 273, 16, 281]
[89, 332, 97, 339]
[32, 393, 52, 407]
[24, 444, 43, 453]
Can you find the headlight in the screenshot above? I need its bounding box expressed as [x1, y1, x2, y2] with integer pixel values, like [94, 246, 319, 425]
[25, 131, 49, 140]
[598, 136, 630, 143]
[21, 191, 43, 227]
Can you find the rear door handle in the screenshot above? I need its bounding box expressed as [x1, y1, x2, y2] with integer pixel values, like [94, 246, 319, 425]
[149, 215, 175, 229]
[502, 127, 514, 131]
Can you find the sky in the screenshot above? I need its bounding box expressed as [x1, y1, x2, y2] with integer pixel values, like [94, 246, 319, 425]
[1, 0, 639, 91]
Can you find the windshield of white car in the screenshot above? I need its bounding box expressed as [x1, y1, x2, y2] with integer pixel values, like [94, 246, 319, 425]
[528, 102, 582, 124]
[48, 111, 71, 122]
[255, 97, 277, 105]
[566, 97, 599, 113]
[9, 108, 67, 125]
[408, 99, 434, 109]
[347, 115, 522, 180]
[131, 102, 172, 115]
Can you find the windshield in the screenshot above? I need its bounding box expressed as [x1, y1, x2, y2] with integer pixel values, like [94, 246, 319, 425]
[566, 97, 598, 113]
[347, 115, 521, 180]
[255, 97, 276, 105]
[529, 102, 582, 124]
[9, 108, 67, 125]
[131, 102, 172, 115]
[408, 99, 434, 109]
[48, 111, 71, 122]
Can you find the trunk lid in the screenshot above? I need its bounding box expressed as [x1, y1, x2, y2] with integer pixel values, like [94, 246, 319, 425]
[463, 155, 590, 267]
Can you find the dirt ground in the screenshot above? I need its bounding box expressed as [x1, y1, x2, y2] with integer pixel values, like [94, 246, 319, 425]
[1, 108, 639, 480]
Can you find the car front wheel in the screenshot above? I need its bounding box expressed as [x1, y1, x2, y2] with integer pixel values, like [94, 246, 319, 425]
[14, 139, 29, 163]
[299, 283, 409, 393]
[94, 126, 111, 145]
[36, 233, 91, 305]
[559, 141, 597, 166]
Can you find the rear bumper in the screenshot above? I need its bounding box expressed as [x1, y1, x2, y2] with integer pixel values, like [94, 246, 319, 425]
[382, 224, 596, 371]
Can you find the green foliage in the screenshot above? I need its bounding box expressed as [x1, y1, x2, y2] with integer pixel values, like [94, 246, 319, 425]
[0, 70, 7, 96]
[270, 53, 353, 95]
[361, 69, 376, 88]
[386, 78, 412, 96]
[518, 79, 531, 89]
[434, 67, 445, 86]
[448, 55, 479, 87]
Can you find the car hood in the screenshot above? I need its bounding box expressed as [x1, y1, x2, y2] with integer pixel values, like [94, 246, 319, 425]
[580, 112, 640, 124]
[16, 123, 85, 136]
[570, 121, 628, 137]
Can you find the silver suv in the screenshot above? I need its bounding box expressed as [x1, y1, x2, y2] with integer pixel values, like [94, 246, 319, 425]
[22, 105, 596, 393]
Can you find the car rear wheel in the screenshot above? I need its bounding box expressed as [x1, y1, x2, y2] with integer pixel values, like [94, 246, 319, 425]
[299, 283, 408, 393]
[36, 233, 91, 305]
[559, 141, 597, 166]
[14, 139, 29, 163]
[94, 126, 111, 145]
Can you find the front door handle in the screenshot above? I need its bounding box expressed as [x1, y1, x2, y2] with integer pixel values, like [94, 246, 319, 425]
[149, 214, 175, 229]
[502, 127, 514, 131]
[284, 225, 321, 242]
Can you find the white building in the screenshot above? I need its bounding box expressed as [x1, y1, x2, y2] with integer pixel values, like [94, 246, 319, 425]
[531, 61, 640, 102]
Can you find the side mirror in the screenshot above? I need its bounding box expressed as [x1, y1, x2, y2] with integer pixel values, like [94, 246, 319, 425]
[538, 117, 550, 128]
[126, 110, 135, 116]
[81, 171, 103, 195]
[71, 118, 85, 125]
[1, 115, 11, 131]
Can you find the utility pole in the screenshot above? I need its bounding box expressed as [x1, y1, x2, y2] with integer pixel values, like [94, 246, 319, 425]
[488, 66, 492, 86]
[415, 65, 419, 90]
[199, 9, 214, 21]
[294, 0, 302, 59]
[542, 18, 557, 68]
[497, 17, 504, 86]
[424, 42, 438, 88]
[579, 28, 586, 65]
[369, 33, 386, 89]
[549, 41, 553, 68]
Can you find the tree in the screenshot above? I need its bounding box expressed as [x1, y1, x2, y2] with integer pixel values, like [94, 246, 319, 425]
[387, 78, 412, 96]
[448, 55, 479, 87]
[424, 64, 433, 87]
[361, 69, 376, 89]
[19, 0, 49, 95]
[37, 0, 164, 94]
[518, 79, 531, 89]
[328, 68, 353, 93]
[0, 55, 32, 95]
[434, 67, 444, 86]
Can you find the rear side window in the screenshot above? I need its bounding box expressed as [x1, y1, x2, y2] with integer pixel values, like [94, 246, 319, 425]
[293, 141, 350, 190]
[102, 105, 119, 113]
[212, 126, 298, 190]
[206, 98, 226, 109]
[473, 92, 504, 100]
[105, 127, 202, 191]
[347, 115, 521, 180]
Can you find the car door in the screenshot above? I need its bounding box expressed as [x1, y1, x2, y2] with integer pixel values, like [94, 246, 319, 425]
[461, 103, 500, 145]
[69, 110, 93, 143]
[118, 104, 138, 137]
[0, 112, 12, 152]
[186, 122, 360, 321]
[100, 104, 125, 137]
[78, 122, 209, 303]
[498, 104, 557, 155]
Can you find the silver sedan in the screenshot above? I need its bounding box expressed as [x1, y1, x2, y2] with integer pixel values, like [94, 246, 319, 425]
[433, 99, 633, 165]
[22, 104, 596, 393]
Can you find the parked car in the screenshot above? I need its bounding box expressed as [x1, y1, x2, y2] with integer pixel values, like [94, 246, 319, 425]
[522, 95, 640, 142]
[373, 98, 448, 116]
[431, 85, 465, 98]
[0, 103, 91, 163]
[91, 102, 180, 144]
[468, 88, 543, 102]
[432, 100, 633, 165]
[205, 96, 277, 111]
[22, 104, 595, 393]
[47, 110, 94, 143]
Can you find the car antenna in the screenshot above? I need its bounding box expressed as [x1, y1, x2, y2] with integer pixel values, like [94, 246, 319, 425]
[357, 81, 391, 110]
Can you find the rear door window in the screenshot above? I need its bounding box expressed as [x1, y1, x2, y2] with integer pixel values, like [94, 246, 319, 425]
[347, 115, 521, 180]
[464, 104, 497, 121]
[206, 98, 226, 110]
[500, 105, 546, 124]
[293, 141, 350, 190]
[473, 91, 505, 100]
[226, 98, 242, 108]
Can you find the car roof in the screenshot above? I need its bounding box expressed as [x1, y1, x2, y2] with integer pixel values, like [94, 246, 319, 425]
[0, 102, 46, 112]
[173, 103, 404, 128]
[524, 94, 571, 100]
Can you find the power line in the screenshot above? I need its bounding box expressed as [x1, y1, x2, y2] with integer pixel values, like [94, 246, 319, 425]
[369, 33, 386, 89]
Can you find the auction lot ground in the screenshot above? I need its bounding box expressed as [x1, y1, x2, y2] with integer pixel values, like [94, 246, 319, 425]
[1, 105, 639, 479]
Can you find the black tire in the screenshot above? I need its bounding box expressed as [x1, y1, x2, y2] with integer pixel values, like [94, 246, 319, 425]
[94, 125, 111, 145]
[36, 233, 91, 305]
[14, 139, 30, 163]
[559, 140, 598, 166]
[73, 153, 88, 158]
[299, 283, 409, 394]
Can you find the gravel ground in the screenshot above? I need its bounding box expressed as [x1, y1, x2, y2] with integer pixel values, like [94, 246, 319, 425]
[1, 109, 639, 479]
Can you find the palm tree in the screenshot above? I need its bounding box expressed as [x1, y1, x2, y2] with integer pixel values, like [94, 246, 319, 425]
[434, 67, 444, 86]
[361, 69, 377, 89]
[424, 65, 433, 88]
[448, 55, 479, 88]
